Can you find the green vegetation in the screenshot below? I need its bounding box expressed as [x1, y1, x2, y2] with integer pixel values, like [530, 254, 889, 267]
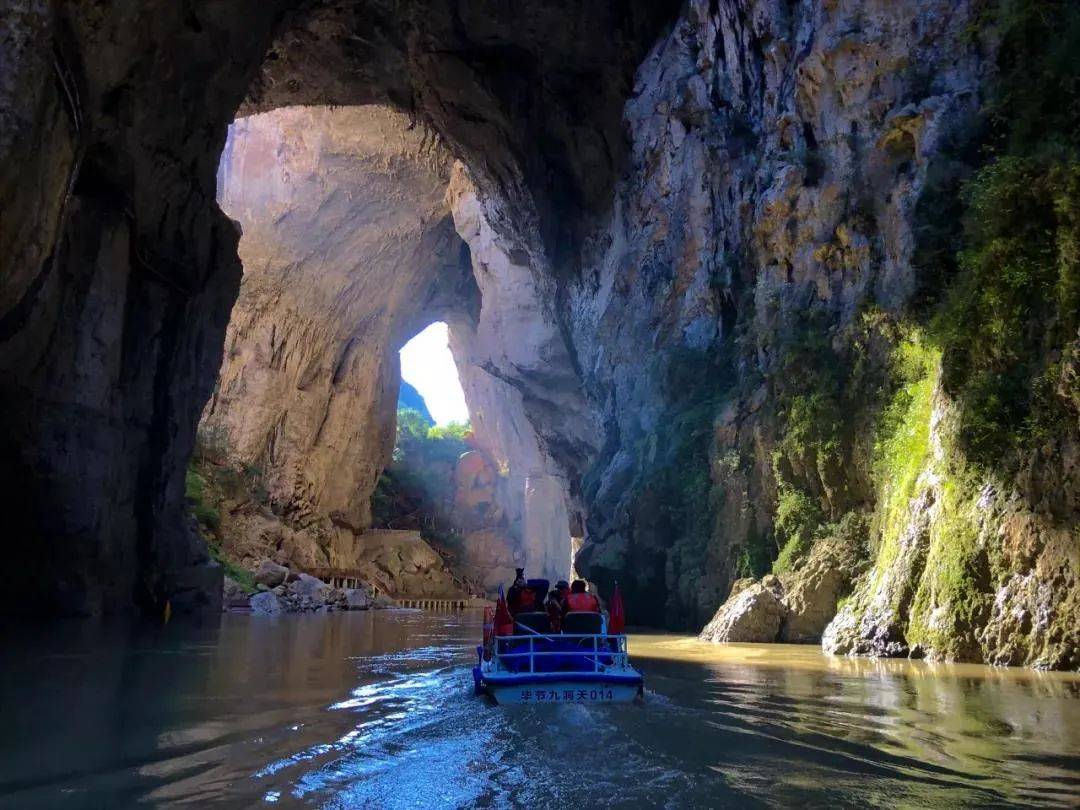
[772, 489, 823, 574]
[766, 310, 856, 573]
[185, 467, 221, 531]
[184, 431, 266, 593]
[208, 542, 256, 592]
[734, 525, 771, 580]
[926, 0, 1080, 471]
[371, 408, 471, 544]
[831, 0, 1080, 657]
[906, 476, 988, 659]
[871, 336, 938, 556]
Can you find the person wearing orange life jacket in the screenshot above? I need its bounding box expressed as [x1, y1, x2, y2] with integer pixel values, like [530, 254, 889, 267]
[563, 579, 601, 613]
[506, 568, 539, 615]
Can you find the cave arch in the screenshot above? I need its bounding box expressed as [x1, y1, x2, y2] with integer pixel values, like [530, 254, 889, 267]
[0, 1, 677, 616]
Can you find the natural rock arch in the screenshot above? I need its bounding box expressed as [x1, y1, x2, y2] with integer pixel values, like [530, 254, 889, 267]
[0, 0, 678, 616]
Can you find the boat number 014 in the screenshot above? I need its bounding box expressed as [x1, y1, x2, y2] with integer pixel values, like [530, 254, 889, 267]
[519, 688, 615, 702]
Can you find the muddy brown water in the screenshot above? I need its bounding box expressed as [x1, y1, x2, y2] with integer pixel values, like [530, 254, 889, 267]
[1, 610, 1078, 807]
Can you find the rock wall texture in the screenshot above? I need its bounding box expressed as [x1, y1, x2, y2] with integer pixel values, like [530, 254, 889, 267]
[0, 0, 282, 616]
[203, 105, 571, 592]
[570, 0, 1079, 669]
[205, 105, 464, 547]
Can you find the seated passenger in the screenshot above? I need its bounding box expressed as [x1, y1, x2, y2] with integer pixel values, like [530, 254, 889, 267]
[563, 579, 601, 614]
[545, 580, 570, 631]
[507, 568, 539, 615]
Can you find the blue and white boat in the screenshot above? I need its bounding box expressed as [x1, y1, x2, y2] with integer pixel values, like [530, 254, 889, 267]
[472, 608, 644, 705]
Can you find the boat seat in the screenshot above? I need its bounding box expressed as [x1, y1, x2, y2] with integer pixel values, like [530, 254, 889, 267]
[562, 611, 603, 635]
[514, 611, 552, 634]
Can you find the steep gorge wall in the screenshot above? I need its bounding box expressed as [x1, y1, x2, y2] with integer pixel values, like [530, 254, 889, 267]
[0, 0, 283, 615]
[562, 0, 1079, 667]
[569, 0, 994, 626]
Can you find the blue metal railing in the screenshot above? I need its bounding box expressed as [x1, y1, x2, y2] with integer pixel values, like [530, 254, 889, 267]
[491, 633, 629, 674]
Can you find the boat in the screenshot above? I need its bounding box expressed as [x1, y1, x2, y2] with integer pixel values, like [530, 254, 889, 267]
[472, 580, 644, 705]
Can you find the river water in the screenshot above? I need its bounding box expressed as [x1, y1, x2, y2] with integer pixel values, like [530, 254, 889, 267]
[1, 610, 1078, 808]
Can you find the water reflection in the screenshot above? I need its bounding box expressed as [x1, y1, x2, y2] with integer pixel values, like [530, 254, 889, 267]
[0, 613, 1077, 807]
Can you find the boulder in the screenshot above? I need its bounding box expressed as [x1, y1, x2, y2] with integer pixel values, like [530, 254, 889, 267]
[287, 572, 329, 601]
[250, 591, 284, 615]
[254, 559, 289, 588]
[700, 582, 788, 643]
[222, 576, 251, 610]
[777, 542, 859, 643]
[344, 588, 372, 610]
[780, 564, 850, 643]
[727, 577, 756, 600]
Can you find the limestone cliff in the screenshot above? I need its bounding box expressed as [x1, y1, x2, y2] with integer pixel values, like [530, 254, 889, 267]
[203, 106, 569, 592]
[566, 0, 992, 628]
[204, 105, 463, 554]
[565, 0, 1079, 668]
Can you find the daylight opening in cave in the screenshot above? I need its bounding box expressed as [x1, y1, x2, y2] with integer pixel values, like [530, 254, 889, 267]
[398, 322, 469, 427]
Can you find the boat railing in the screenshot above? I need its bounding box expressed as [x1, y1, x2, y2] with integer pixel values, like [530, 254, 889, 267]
[491, 633, 630, 673]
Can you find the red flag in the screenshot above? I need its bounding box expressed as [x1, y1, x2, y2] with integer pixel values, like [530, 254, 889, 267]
[494, 585, 514, 637]
[609, 581, 626, 635]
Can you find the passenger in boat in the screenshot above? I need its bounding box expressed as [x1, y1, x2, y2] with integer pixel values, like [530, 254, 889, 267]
[564, 579, 601, 614]
[545, 580, 570, 631]
[507, 568, 539, 615]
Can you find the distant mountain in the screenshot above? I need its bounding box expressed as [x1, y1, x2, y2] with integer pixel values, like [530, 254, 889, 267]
[398, 379, 434, 424]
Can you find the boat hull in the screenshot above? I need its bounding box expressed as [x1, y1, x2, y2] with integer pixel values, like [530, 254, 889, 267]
[477, 671, 643, 705]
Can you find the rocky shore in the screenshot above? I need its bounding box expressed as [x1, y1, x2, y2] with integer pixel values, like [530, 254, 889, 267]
[221, 560, 397, 615]
[701, 530, 869, 646]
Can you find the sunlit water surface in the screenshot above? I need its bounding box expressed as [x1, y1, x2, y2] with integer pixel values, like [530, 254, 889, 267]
[1, 611, 1078, 808]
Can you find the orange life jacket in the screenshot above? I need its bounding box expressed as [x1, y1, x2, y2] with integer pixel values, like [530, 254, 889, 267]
[565, 591, 600, 612]
[508, 585, 538, 614]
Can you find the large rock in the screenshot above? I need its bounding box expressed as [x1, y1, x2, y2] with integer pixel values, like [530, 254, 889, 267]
[250, 591, 284, 615]
[253, 560, 289, 589]
[343, 588, 372, 611]
[781, 563, 854, 644]
[700, 579, 788, 644]
[222, 576, 251, 610]
[779, 524, 869, 643]
[355, 530, 467, 598]
[286, 573, 329, 601]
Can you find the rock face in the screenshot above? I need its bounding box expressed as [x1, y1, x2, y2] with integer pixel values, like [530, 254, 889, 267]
[0, 0, 671, 617]
[700, 578, 788, 644]
[203, 105, 571, 592]
[254, 560, 289, 589]
[205, 105, 465, 536]
[566, 0, 991, 629]
[354, 530, 464, 599]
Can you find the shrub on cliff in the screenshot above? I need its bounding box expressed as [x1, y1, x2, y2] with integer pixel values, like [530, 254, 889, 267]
[928, 0, 1080, 472]
[371, 408, 471, 540]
